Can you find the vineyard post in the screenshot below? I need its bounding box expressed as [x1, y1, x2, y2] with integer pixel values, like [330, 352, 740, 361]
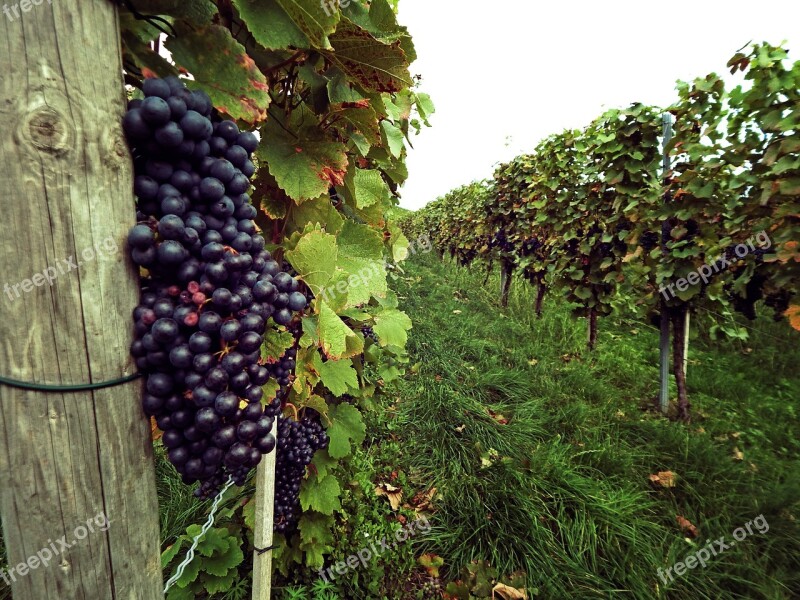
[500, 260, 513, 307]
[252, 420, 278, 599]
[658, 113, 674, 414]
[683, 312, 690, 376]
[0, 1, 163, 599]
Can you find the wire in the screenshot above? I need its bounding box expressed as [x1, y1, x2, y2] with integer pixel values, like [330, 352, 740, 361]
[0, 372, 142, 392]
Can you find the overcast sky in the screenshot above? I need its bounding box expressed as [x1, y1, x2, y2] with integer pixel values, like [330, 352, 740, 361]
[396, 0, 800, 210]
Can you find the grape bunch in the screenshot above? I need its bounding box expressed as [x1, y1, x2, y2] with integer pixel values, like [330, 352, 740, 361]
[123, 76, 309, 498]
[267, 346, 297, 389]
[273, 413, 329, 534]
[361, 326, 378, 342]
[639, 231, 659, 252]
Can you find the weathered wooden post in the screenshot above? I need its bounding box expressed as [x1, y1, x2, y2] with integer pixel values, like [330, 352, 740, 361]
[0, 1, 163, 598]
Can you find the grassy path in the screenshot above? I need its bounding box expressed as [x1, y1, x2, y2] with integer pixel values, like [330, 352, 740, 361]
[386, 252, 800, 599]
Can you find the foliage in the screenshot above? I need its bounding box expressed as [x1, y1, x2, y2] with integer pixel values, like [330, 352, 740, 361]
[118, 0, 432, 571]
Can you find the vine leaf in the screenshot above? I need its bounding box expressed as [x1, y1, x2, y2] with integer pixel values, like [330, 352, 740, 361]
[326, 18, 412, 93]
[299, 473, 341, 515]
[326, 403, 366, 459]
[314, 355, 358, 397]
[231, 0, 310, 50]
[166, 24, 270, 123]
[285, 228, 339, 295]
[258, 108, 349, 203]
[373, 308, 412, 348]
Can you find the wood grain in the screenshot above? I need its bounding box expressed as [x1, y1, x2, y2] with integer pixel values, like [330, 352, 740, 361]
[252, 420, 277, 600]
[0, 1, 163, 598]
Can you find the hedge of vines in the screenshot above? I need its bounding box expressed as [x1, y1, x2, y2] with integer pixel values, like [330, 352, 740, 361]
[403, 43, 799, 420]
[117, 0, 433, 575]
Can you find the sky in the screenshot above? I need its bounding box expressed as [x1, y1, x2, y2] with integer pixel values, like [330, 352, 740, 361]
[395, 0, 800, 210]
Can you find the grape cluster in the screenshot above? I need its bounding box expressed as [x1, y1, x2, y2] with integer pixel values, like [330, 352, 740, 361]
[267, 346, 297, 389]
[274, 413, 329, 533]
[124, 76, 308, 497]
[640, 231, 659, 252]
[361, 326, 378, 342]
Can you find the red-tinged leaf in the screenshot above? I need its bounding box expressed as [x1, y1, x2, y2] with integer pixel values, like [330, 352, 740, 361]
[166, 23, 270, 124]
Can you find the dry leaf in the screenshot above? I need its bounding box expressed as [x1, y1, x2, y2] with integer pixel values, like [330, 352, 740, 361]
[453, 309, 462, 314]
[488, 408, 509, 425]
[418, 553, 443, 577]
[732, 447, 744, 461]
[676, 515, 699, 538]
[455, 424, 466, 433]
[493, 583, 527, 599]
[151, 417, 163, 441]
[375, 483, 403, 511]
[649, 471, 677, 488]
[527, 358, 539, 366]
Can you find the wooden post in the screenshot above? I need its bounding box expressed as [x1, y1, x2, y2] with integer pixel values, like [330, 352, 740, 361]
[252, 421, 278, 599]
[0, 2, 163, 599]
[500, 261, 513, 308]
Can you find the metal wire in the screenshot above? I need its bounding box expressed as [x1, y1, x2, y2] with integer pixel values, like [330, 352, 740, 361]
[163, 477, 236, 594]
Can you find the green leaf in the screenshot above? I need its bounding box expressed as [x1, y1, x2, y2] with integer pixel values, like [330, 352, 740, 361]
[373, 308, 412, 348]
[326, 402, 366, 459]
[298, 512, 336, 568]
[259, 108, 349, 202]
[326, 19, 412, 93]
[286, 195, 345, 236]
[262, 329, 296, 362]
[299, 473, 341, 515]
[285, 228, 339, 295]
[274, 0, 339, 49]
[353, 169, 391, 208]
[334, 220, 388, 306]
[381, 121, 405, 158]
[196, 528, 230, 558]
[779, 177, 800, 195]
[316, 300, 362, 359]
[161, 540, 184, 569]
[203, 571, 239, 595]
[232, 0, 310, 50]
[311, 448, 338, 479]
[315, 355, 359, 396]
[166, 24, 270, 124]
[202, 540, 244, 577]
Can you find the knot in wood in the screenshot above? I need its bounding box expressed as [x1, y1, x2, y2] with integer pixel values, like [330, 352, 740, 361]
[26, 107, 71, 155]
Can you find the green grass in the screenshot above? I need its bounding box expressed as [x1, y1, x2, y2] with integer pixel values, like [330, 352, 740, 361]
[385, 251, 800, 599]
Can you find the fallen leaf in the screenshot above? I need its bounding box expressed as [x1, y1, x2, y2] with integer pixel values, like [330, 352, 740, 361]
[732, 447, 744, 461]
[455, 424, 466, 433]
[418, 553, 444, 578]
[649, 471, 677, 488]
[453, 309, 462, 314]
[375, 483, 403, 511]
[487, 408, 509, 425]
[527, 358, 539, 366]
[493, 583, 527, 599]
[676, 515, 699, 538]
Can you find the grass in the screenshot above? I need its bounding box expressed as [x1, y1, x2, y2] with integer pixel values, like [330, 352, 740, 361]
[384, 251, 800, 599]
[2, 250, 797, 600]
